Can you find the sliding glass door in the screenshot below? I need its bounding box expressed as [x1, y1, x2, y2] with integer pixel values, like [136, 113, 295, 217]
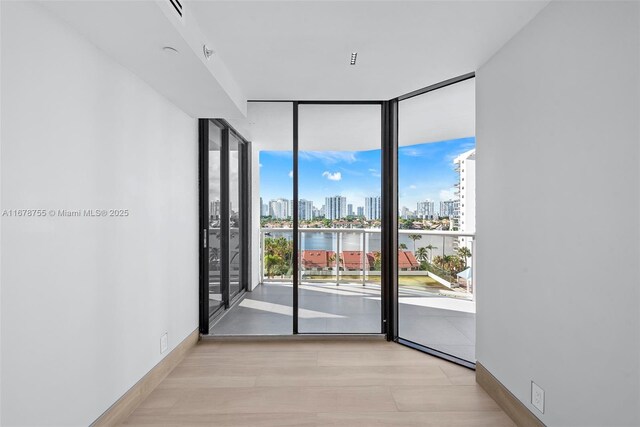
[200, 119, 251, 334]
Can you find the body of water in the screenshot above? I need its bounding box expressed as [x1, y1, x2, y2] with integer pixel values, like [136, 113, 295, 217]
[263, 230, 456, 256]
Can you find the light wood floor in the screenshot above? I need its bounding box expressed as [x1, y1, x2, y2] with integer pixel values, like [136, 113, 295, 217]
[122, 340, 514, 426]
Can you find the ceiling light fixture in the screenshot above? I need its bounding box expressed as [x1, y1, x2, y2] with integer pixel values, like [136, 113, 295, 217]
[350, 52, 357, 65]
[203, 45, 214, 60]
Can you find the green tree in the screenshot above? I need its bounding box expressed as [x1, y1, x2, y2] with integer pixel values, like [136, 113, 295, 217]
[371, 251, 382, 271]
[264, 236, 293, 277]
[432, 255, 444, 269]
[408, 234, 422, 253]
[415, 247, 429, 263]
[424, 244, 437, 263]
[399, 243, 408, 251]
[264, 254, 283, 278]
[328, 253, 343, 271]
[457, 246, 472, 269]
[208, 247, 220, 271]
[399, 219, 413, 230]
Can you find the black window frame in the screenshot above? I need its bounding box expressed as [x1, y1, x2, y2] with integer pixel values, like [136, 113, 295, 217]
[200, 71, 476, 369]
[199, 118, 252, 334]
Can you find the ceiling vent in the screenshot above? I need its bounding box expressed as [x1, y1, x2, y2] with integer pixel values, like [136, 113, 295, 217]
[168, 0, 183, 20]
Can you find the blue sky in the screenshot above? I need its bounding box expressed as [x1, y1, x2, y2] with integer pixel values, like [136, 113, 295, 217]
[259, 137, 475, 210]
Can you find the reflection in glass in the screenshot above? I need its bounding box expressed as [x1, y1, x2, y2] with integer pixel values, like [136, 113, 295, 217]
[208, 121, 223, 314]
[229, 133, 242, 298]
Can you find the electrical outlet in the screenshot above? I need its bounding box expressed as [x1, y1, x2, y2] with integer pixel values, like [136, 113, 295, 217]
[531, 381, 545, 413]
[160, 332, 168, 354]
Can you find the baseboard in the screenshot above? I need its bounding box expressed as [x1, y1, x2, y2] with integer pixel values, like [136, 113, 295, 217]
[91, 328, 199, 426]
[201, 334, 386, 341]
[476, 362, 546, 427]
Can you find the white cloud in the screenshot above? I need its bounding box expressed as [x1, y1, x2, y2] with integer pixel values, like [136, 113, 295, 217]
[399, 147, 424, 157]
[409, 184, 417, 190]
[368, 168, 381, 178]
[322, 171, 342, 181]
[300, 151, 357, 164]
[288, 170, 293, 178]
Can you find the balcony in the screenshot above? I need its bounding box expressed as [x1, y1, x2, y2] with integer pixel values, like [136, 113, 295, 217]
[259, 228, 473, 292]
[211, 227, 476, 362]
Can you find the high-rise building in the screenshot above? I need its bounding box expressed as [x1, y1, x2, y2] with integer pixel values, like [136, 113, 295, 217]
[416, 200, 435, 219]
[439, 200, 456, 218]
[347, 204, 354, 217]
[325, 196, 347, 220]
[357, 206, 364, 217]
[400, 206, 416, 220]
[268, 198, 291, 219]
[299, 199, 314, 221]
[209, 200, 221, 220]
[260, 197, 269, 217]
[365, 196, 381, 220]
[452, 149, 476, 233]
[453, 149, 476, 250]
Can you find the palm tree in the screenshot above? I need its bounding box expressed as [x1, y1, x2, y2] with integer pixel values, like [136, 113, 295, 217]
[457, 246, 472, 268]
[415, 247, 429, 264]
[209, 247, 220, 271]
[424, 244, 438, 263]
[264, 254, 283, 278]
[408, 234, 422, 253]
[399, 243, 408, 251]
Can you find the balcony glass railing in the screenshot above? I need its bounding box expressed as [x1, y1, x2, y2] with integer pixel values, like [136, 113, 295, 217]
[259, 228, 475, 299]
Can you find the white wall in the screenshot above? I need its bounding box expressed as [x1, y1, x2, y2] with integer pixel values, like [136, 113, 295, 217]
[1, 3, 198, 426]
[251, 142, 262, 290]
[476, 2, 640, 426]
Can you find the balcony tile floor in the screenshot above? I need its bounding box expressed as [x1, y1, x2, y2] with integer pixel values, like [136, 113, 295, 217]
[209, 282, 475, 363]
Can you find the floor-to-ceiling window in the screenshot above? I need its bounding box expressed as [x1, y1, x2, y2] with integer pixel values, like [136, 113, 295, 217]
[396, 76, 476, 365]
[202, 75, 477, 368]
[297, 103, 382, 333]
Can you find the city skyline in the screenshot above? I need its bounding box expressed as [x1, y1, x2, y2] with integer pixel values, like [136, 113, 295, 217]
[261, 195, 454, 220]
[259, 137, 475, 208]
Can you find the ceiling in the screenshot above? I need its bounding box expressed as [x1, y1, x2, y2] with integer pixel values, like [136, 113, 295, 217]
[191, 0, 548, 101]
[39, 0, 249, 128]
[39, 0, 547, 136]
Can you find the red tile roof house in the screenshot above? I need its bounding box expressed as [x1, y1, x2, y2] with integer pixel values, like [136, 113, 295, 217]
[364, 251, 420, 271]
[341, 251, 370, 271]
[301, 250, 336, 271]
[398, 251, 420, 271]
